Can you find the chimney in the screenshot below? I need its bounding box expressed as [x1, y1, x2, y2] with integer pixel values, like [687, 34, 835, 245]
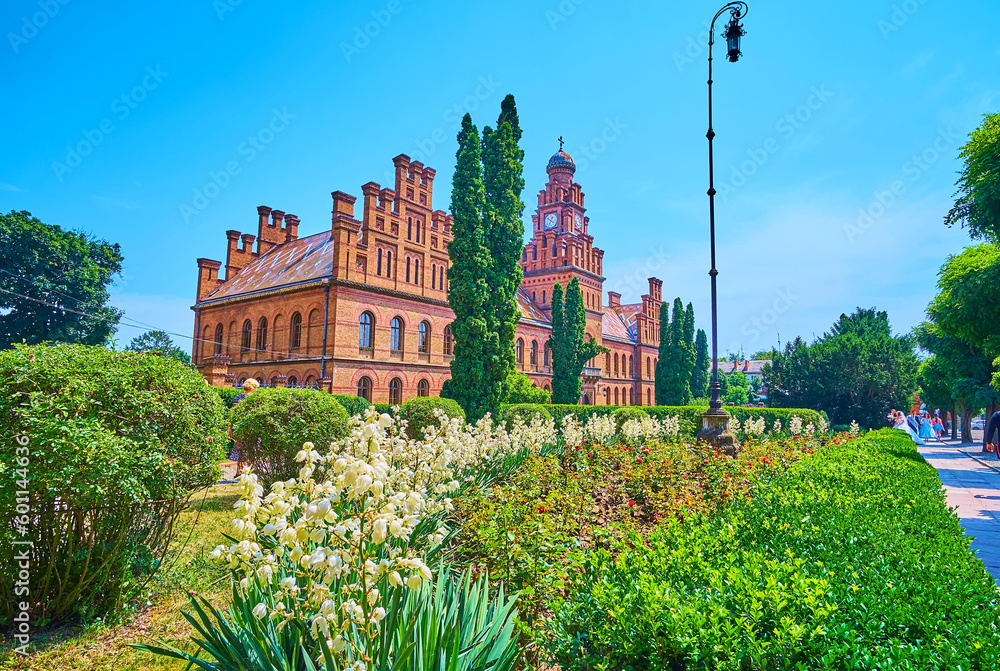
[271, 209, 284, 228]
[241, 233, 255, 253]
[607, 291, 621, 308]
[331, 191, 357, 220]
[257, 205, 272, 230]
[284, 214, 300, 242]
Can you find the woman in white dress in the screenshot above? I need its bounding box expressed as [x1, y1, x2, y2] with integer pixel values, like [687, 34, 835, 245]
[894, 411, 925, 446]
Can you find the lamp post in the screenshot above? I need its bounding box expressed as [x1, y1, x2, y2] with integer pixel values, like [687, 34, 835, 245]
[697, 1, 747, 457]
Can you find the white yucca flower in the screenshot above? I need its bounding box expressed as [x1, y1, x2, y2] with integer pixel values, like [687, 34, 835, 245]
[584, 413, 617, 444]
[849, 420, 860, 435]
[560, 414, 584, 447]
[789, 415, 803, 435]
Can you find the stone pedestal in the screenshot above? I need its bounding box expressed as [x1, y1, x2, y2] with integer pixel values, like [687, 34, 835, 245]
[319, 377, 333, 394]
[697, 408, 739, 457]
[207, 355, 231, 388]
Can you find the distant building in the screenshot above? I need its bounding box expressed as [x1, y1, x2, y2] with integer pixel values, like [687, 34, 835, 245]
[715, 359, 770, 384]
[192, 148, 665, 405]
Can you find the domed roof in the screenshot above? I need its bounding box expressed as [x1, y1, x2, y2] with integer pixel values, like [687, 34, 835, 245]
[547, 150, 576, 173]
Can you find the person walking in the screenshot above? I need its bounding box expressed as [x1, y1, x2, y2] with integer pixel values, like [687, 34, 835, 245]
[933, 416, 944, 440]
[918, 412, 935, 442]
[983, 410, 1000, 453]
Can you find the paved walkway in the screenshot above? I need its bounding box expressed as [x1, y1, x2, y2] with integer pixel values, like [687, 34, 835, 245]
[918, 440, 1000, 587]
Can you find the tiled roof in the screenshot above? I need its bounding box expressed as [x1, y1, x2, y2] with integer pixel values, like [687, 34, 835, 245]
[715, 359, 771, 375]
[515, 288, 550, 324]
[204, 232, 334, 301]
[601, 306, 634, 342]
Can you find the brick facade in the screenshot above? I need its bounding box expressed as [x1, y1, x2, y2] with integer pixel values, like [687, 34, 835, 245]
[193, 148, 664, 405]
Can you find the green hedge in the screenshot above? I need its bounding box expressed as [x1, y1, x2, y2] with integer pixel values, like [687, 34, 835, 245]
[502, 403, 553, 430]
[398, 397, 466, 439]
[502, 404, 826, 436]
[214, 386, 242, 409]
[543, 430, 1000, 670]
[0, 344, 226, 625]
[331, 393, 372, 418]
[230, 388, 349, 483]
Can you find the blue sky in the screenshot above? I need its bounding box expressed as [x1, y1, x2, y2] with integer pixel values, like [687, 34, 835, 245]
[2, 0, 997, 356]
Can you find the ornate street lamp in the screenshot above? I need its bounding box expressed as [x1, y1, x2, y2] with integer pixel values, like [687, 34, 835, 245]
[696, 1, 747, 457]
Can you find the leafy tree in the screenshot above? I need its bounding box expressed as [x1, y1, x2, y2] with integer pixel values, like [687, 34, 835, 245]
[691, 328, 710, 398]
[480, 95, 526, 417]
[749, 349, 773, 360]
[446, 115, 493, 421]
[655, 298, 693, 405]
[764, 308, 918, 428]
[125, 330, 191, 364]
[0, 210, 123, 348]
[723, 370, 749, 406]
[550, 278, 604, 404]
[944, 113, 1000, 242]
[503, 371, 551, 405]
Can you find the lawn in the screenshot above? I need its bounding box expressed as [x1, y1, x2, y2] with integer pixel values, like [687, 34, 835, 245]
[0, 484, 239, 671]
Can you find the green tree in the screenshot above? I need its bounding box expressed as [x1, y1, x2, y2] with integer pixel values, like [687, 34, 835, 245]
[945, 113, 1000, 242]
[691, 328, 710, 398]
[446, 115, 493, 421]
[655, 298, 693, 405]
[723, 370, 749, 406]
[764, 308, 918, 428]
[550, 278, 604, 404]
[503, 371, 551, 404]
[125, 330, 191, 364]
[480, 95, 526, 415]
[0, 210, 123, 348]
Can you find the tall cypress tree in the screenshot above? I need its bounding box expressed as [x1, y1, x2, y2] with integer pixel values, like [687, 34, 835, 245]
[480, 95, 525, 409]
[656, 298, 692, 405]
[446, 114, 493, 420]
[655, 301, 671, 404]
[551, 277, 604, 404]
[692, 328, 710, 398]
[682, 302, 697, 397]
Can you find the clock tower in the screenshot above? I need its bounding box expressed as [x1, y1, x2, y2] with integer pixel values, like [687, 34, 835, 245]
[520, 142, 606, 335]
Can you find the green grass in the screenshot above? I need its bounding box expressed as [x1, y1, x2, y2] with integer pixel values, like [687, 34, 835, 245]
[0, 484, 238, 671]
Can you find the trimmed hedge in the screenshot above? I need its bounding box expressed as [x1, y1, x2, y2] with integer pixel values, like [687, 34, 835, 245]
[398, 397, 466, 439]
[331, 394, 372, 418]
[544, 430, 1000, 670]
[502, 403, 553, 430]
[230, 388, 349, 483]
[502, 404, 826, 436]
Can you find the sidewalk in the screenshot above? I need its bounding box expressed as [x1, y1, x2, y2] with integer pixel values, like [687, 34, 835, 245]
[918, 440, 1000, 587]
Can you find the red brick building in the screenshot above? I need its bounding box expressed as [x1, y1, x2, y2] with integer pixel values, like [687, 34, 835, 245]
[192, 148, 664, 405]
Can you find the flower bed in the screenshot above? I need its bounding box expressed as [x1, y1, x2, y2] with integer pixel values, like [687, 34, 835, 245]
[541, 429, 1000, 670]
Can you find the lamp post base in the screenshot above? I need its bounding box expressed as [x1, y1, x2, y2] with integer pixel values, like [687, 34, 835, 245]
[697, 408, 739, 457]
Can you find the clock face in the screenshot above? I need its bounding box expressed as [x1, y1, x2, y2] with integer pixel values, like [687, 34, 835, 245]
[544, 213, 557, 230]
[574, 214, 583, 230]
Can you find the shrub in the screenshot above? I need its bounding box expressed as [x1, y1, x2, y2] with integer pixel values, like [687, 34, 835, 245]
[501, 404, 553, 430]
[543, 430, 1000, 670]
[214, 386, 242, 409]
[0, 344, 226, 625]
[399, 396, 466, 439]
[230, 388, 349, 483]
[503, 371, 551, 404]
[374, 403, 395, 416]
[331, 393, 372, 418]
[610, 406, 646, 429]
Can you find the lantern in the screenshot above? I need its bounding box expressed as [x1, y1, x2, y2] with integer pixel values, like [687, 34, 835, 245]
[725, 15, 746, 63]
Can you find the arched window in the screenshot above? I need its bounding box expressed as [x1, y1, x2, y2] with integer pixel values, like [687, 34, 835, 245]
[417, 379, 429, 397]
[256, 317, 268, 353]
[214, 324, 224, 355]
[407, 217, 412, 240]
[416, 220, 421, 243]
[629, 355, 634, 378]
[530, 340, 538, 366]
[542, 290, 546, 304]
[431, 263, 436, 289]
[418, 321, 430, 353]
[604, 387, 610, 404]
[614, 388, 620, 405]
[377, 249, 383, 276]
[614, 353, 619, 376]
[406, 258, 411, 283]
[647, 357, 651, 379]
[414, 259, 420, 284]
[287, 376, 298, 388]
[390, 317, 403, 352]
[544, 343, 551, 367]
[629, 387, 635, 405]
[605, 351, 610, 373]
[389, 377, 402, 405]
[359, 311, 375, 349]
[444, 325, 453, 356]
[386, 251, 392, 278]
[516, 338, 524, 365]
[647, 388, 652, 405]
[290, 312, 302, 350]
[357, 375, 372, 402]
[241, 319, 252, 352]
[439, 266, 444, 290]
